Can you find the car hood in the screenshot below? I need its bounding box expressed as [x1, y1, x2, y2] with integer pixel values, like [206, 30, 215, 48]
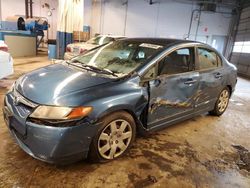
[15, 63, 114, 105]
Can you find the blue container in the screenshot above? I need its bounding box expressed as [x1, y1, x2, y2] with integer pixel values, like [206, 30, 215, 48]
[0, 32, 3, 40]
[48, 44, 57, 59]
[83, 25, 90, 32]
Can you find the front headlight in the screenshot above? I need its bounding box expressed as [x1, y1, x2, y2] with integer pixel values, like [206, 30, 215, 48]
[30, 106, 93, 120]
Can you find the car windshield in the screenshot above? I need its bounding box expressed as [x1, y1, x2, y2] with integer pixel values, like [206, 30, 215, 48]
[86, 36, 113, 45]
[70, 40, 164, 77]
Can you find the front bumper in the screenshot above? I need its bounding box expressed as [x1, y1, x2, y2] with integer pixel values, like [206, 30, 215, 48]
[3, 92, 98, 164]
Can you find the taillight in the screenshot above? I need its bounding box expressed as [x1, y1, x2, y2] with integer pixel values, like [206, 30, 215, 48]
[66, 46, 71, 52]
[0, 46, 8, 52]
[80, 48, 87, 54]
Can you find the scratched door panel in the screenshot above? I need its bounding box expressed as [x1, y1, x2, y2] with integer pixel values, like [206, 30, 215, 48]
[147, 72, 200, 128]
[195, 67, 225, 111]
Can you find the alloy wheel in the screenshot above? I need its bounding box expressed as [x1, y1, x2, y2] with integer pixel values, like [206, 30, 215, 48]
[98, 119, 133, 160]
[218, 89, 229, 113]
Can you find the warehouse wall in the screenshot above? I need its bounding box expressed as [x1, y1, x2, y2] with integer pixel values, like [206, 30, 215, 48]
[0, 0, 58, 39]
[84, 0, 92, 26]
[32, 0, 58, 39]
[230, 6, 250, 78]
[89, 0, 234, 54]
[0, 0, 25, 20]
[0, 0, 235, 55]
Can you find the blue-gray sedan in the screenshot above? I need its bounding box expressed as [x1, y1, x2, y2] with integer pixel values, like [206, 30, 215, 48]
[3, 38, 237, 164]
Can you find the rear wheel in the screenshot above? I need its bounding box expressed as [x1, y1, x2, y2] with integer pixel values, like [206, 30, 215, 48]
[209, 87, 230, 116]
[88, 111, 136, 162]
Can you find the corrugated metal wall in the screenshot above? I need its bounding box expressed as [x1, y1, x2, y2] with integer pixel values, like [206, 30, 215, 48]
[230, 6, 250, 78]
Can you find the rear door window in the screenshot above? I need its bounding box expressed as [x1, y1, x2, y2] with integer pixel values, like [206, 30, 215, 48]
[197, 48, 221, 70]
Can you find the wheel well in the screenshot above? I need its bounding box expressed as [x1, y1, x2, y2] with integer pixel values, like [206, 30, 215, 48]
[99, 109, 146, 132]
[118, 109, 142, 126]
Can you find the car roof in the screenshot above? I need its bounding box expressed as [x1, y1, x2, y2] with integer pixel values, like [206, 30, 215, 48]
[120, 37, 198, 47]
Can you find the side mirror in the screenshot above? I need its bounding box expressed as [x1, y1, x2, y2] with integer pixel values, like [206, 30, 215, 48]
[139, 65, 157, 87]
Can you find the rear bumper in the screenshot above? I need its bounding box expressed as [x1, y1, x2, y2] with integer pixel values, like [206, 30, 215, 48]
[3, 93, 98, 164]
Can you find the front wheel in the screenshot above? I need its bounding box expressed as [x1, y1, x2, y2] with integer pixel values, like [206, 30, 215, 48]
[88, 111, 136, 162]
[209, 87, 230, 116]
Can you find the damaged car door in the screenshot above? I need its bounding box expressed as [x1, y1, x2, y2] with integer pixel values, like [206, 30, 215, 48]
[194, 47, 225, 112]
[146, 47, 200, 129]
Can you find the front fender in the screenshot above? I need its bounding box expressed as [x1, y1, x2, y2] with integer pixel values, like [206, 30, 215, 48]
[86, 91, 148, 123]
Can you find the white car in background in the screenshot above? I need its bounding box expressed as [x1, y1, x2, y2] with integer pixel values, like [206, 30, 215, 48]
[0, 41, 13, 79]
[64, 35, 125, 60]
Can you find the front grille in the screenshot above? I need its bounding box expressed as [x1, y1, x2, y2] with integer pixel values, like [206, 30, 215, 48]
[13, 88, 38, 109]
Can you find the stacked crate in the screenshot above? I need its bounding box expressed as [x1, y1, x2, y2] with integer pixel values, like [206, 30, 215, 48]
[73, 26, 90, 42]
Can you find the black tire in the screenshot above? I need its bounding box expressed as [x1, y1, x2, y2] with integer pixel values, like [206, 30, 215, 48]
[209, 87, 230, 116]
[88, 111, 136, 163]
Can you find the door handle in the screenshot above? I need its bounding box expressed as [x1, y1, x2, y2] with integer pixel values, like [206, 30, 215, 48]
[214, 72, 223, 79]
[184, 79, 197, 85]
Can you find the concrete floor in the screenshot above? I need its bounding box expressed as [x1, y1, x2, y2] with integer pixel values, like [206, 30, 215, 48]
[0, 55, 250, 188]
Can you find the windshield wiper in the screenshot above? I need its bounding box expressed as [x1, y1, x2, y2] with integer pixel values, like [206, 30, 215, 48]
[71, 59, 118, 77]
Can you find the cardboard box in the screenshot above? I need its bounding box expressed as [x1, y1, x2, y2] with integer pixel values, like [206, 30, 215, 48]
[73, 31, 90, 42]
